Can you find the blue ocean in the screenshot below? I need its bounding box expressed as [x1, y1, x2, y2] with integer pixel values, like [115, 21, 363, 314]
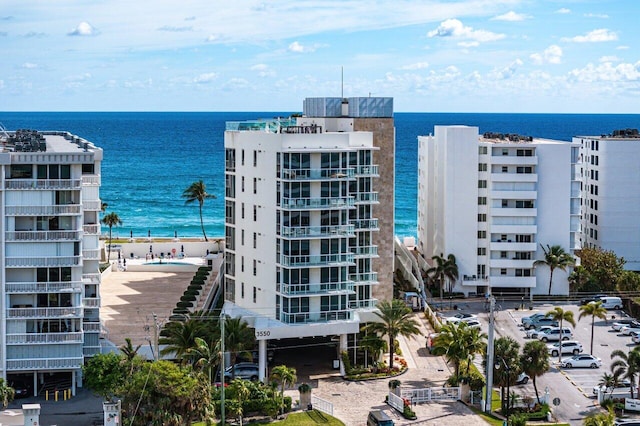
[1, 112, 638, 239]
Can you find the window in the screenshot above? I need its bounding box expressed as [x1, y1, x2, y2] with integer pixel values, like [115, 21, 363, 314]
[500, 251, 507, 259]
[253, 260, 257, 276]
[477, 248, 486, 255]
[478, 180, 487, 188]
[253, 177, 257, 194]
[478, 214, 486, 222]
[478, 197, 487, 205]
[502, 166, 508, 173]
[241, 176, 245, 192]
[478, 230, 487, 239]
[516, 166, 533, 174]
[241, 203, 245, 219]
[253, 205, 257, 221]
[241, 149, 245, 166]
[82, 163, 95, 174]
[253, 150, 258, 167]
[594, 230, 598, 240]
[253, 287, 257, 303]
[241, 229, 245, 245]
[241, 282, 245, 299]
[253, 232, 257, 249]
[502, 148, 508, 156]
[501, 268, 507, 275]
[517, 149, 533, 157]
[515, 200, 534, 208]
[241, 256, 244, 272]
[478, 163, 487, 172]
[477, 264, 486, 277]
[479, 146, 487, 155]
[502, 200, 508, 208]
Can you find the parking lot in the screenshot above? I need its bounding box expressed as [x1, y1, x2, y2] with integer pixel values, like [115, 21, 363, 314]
[444, 299, 640, 423]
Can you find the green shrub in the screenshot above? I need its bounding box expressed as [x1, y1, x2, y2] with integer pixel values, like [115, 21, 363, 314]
[509, 413, 528, 426]
[341, 351, 351, 373]
[402, 405, 416, 419]
[172, 308, 189, 314]
[180, 295, 196, 302]
[283, 396, 292, 412]
[261, 399, 279, 418]
[176, 301, 193, 308]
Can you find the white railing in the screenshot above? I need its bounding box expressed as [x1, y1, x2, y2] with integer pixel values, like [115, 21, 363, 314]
[82, 249, 100, 260]
[354, 192, 379, 203]
[349, 299, 378, 309]
[6, 357, 83, 370]
[4, 179, 82, 190]
[5, 256, 81, 267]
[83, 346, 101, 356]
[83, 224, 100, 234]
[83, 297, 100, 307]
[352, 246, 378, 256]
[7, 307, 83, 318]
[82, 273, 101, 284]
[5, 230, 81, 241]
[81, 175, 101, 185]
[280, 197, 355, 209]
[5, 281, 83, 293]
[83, 322, 102, 332]
[280, 168, 355, 180]
[279, 281, 355, 295]
[355, 165, 379, 176]
[349, 272, 378, 283]
[83, 200, 101, 211]
[280, 225, 354, 238]
[400, 386, 461, 403]
[351, 219, 379, 230]
[4, 204, 82, 215]
[311, 395, 334, 416]
[279, 253, 354, 267]
[6, 332, 83, 344]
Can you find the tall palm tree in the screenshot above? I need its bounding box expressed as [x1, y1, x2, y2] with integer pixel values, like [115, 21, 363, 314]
[182, 180, 216, 242]
[463, 325, 487, 376]
[101, 211, 122, 262]
[270, 365, 297, 412]
[579, 301, 608, 354]
[431, 321, 470, 379]
[546, 307, 577, 363]
[120, 337, 141, 362]
[611, 347, 640, 399]
[490, 336, 521, 416]
[596, 372, 620, 400]
[223, 316, 255, 373]
[228, 378, 251, 426]
[359, 332, 388, 367]
[364, 299, 421, 370]
[427, 253, 459, 300]
[188, 337, 220, 383]
[520, 340, 550, 403]
[159, 318, 207, 361]
[534, 244, 575, 295]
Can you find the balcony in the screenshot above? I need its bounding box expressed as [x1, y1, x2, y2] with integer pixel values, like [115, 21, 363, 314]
[349, 272, 378, 283]
[82, 273, 101, 284]
[83, 322, 102, 332]
[492, 208, 537, 217]
[4, 204, 82, 216]
[83, 200, 102, 211]
[83, 297, 100, 307]
[491, 156, 538, 166]
[280, 197, 355, 210]
[489, 241, 537, 251]
[4, 179, 82, 190]
[7, 307, 83, 319]
[489, 276, 537, 288]
[490, 259, 535, 268]
[279, 281, 355, 295]
[81, 175, 101, 186]
[6, 357, 84, 371]
[349, 299, 378, 309]
[351, 219, 379, 230]
[82, 249, 100, 260]
[5, 281, 83, 293]
[491, 173, 538, 183]
[491, 190, 537, 200]
[83, 224, 100, 235]
[83, 346, 101, 356]
[490, 225, 537, 234]
[5, 256, 81, 267]
[279, 253, 355, 267]
[280, 168, 355, 181]
[355, 165, 379, 176]
[351, 246, 378, 257]
[280, 224, 355, 239]
[280, 309, 353, 324]
[5, 230, 81, 241]
[6, 332, 84, 345]
[354, 192, 379, 204]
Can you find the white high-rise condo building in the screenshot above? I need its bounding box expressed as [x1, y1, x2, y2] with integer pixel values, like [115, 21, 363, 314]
[0, 129, 102, 395]
[224, 97, 394, 379]
[575, 129, 640, 270]
[418, 126, 579, 297]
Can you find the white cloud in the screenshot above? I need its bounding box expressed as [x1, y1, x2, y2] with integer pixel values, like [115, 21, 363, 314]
[287, 41, 323, 53]
[0, 80, 4, 89]
[21, 62, 39, 69]
[67, 21, 97, 36]
[193, 73, 218, 84]
[616, 45, 629, 50]
[251, 64, 275, 77]
[206, 34, 221, 42]
[223, 78, 249, 89]
[492, 59, 523, 79]
[555, 8, 571, 14]
[63, 73, 91, 82]
[568, 61, 640, 83]
[428, 19, 505, 45]
[491, 11, 528, 22]
[563, 29, 618, 43]
[157, 25, 193, 32]
[24, 31, 46, 38]
[400, 62, 429, 70]
[584, 13, 609, 19]
[599, 56, 620, 63]
[530, 45, 563, 65]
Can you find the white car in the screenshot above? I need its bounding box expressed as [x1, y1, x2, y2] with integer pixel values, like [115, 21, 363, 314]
[547, 340, 583, 357]
[632, 333, 640, 344]
[464, 319, 482, 330]
[537, 327, 573, 342]
[526, 325, 553, 339]
[445, 313, 478, 323]
[620, 322, 640, 335]
[561, 354, 602, 369]
[611, 318, 636, 331]
[515, 372, 530, 385]
[592, 378, 633, 395]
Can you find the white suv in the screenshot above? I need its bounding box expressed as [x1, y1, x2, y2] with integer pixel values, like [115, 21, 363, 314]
[547, 340, 583, 356]
[537, 327, 573, 342]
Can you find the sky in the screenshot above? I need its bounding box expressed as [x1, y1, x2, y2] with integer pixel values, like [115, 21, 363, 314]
[1, 0, 639, 113]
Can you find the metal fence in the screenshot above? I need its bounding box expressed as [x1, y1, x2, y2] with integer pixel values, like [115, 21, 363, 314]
[311, 395, 334, 416]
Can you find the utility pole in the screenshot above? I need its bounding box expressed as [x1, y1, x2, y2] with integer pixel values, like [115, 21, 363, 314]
[220, 313, 225, 425]
[484, 297, 495, 413]
[152, 313, 159, 361]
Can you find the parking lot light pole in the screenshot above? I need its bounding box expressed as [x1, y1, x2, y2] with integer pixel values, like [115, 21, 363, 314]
[495, 358, 511, 421]
[484, 296, 495, 413]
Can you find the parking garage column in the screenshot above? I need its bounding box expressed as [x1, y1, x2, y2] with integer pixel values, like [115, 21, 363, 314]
[258, 339, 267, 382]
[339, 334, 348, 376]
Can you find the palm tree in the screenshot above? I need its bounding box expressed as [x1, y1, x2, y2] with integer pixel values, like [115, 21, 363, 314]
[431, 321, 469, 379]
[611, 347, 640, 399]
[182, 180, 216, 242]
[579, 301, 608, 354]
[596, 372, 618, 400]
[120, 337, 141, 362]
[223, 316, 255, 373]
[364, 299, 421, 370]
[228, 378, 251, 426]
[545, 306, 576, 363]
[159, 318, 208, 361]
[583, 407, 615, 426]
[534, 244, 575, 295]
[0, 379, 15, 409]
[427, 253, 459, 300]
[520, 340, 550, 403]
[188, 337, 220, 383]
[270, 365, 297, 412]
[359, 332, 388, 367]
[463, 326, 487, 376]
[101, 211, 122, 262]
[490, 336, 521, 416]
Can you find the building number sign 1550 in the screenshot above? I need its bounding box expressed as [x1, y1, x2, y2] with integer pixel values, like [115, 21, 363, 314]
[256, 330, 271, 338]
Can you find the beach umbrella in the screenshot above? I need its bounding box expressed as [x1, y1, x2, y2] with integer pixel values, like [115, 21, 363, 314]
[174, 230, 178, 238]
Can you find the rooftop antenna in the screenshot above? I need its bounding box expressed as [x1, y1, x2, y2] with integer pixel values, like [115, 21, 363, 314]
[341, 66, 344, 99]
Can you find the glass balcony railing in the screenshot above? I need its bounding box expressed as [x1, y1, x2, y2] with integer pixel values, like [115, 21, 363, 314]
[4, 179, 82, 190]
[6, 256, 81, 267]
[280, 225, 355, 238]
[349, 272, 378, 283]
[354, 192, 379, 203]
[6, 332, 84, 345]
[348, 299, 378, 309]
[5, 281, 83, 293]
[280, 309, 353, 324]
[4, 204, 82, 215]
[5, 230, 81, 241]
[350, 219, 379, 230]
[352, 246, 378, 257]
[279, 281, 355, 295]
[7, 307, 83, 319]
[280, 197, 355, 209]
[279, 253, 355, 267]
[355, 165, 379, 176]
[280, 168, 355, 180]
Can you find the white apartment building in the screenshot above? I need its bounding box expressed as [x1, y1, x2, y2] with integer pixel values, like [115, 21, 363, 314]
[418, 125, 579, 296]
[575, 129, 640, 270]
[0, 129, 102, 395]
[223, 97, 394, 379]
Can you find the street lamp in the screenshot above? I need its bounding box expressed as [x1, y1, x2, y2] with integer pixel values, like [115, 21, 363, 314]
[495, 357, 511, 421]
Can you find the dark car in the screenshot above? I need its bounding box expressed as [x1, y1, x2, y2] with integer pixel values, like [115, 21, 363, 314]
[9, 380, 31, 398]
[580, 294, 607, 305]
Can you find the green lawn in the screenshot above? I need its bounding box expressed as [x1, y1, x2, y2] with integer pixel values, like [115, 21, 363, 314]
[192, 410, 345, 426]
